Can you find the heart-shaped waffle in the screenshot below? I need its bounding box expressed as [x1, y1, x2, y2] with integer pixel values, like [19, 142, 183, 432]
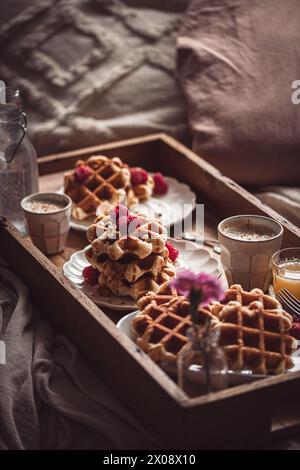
[85, 208, 175, 299]
[87, 211, 168, 260]
[98, 264, 176, 299]
[86, 246, 170, 283]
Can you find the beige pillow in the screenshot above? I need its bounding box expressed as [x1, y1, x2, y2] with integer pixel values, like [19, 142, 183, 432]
[177, 0, 300, 185]
[0, 0, 189, 155]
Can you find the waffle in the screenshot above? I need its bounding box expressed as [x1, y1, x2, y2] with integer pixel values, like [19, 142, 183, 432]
[203, 285, 297, 374]
[209, 284, 282, 317]
[87, 213, 168, 261]
[64, 156, 133, 220]
[130, 170, 154, 201]
[133, 283, 218, 362]
[86, 246, 170, 283]
[98, 264, 176, 299]
[85, 207, 175, 299]
[64, 156, 154, 220]
[134, 283, 297, 373]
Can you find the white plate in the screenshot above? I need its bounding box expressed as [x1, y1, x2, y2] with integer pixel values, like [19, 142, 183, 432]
[63, 240, 221, 311]
[117, 312, 300, 384]
[60, 176, 196, 232]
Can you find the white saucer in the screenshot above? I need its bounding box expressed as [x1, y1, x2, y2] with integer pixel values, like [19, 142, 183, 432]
[63, 239, 221, 311]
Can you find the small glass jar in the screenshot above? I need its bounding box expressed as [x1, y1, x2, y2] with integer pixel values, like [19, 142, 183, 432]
[0, 89, 38, 231]
[178, 326, 228, 397]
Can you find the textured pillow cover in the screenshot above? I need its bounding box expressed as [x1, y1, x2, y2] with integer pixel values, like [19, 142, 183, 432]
[0, 0, 189, 156]
[177, 0, 300, 186]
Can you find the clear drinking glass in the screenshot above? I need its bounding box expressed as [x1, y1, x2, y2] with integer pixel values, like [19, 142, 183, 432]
[177, 326, 228, 397]
[0, 89, 38, 231]
[272, 247, 300, 311]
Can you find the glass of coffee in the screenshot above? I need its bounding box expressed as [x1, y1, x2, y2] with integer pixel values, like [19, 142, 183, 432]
[21, 192, 71, 255]
[218, 215, 283, 291]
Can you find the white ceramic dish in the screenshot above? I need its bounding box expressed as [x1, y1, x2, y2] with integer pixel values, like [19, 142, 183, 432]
[63, 240, 221, 311]
[60, 176, 196, 232]
[117, 312, 300, 384]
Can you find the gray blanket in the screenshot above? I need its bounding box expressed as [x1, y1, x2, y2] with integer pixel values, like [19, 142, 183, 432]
[0, 261, 154, 450]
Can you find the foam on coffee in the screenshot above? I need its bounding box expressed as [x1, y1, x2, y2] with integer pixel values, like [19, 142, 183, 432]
[221, 222, 277, 241]
[23, 198, 67, 214]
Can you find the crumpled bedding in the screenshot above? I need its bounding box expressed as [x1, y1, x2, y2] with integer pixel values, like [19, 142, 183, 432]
[0, 260, 155, 450]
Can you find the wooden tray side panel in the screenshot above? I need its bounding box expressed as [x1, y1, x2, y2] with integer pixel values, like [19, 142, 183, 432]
[182, 366, 300, 448]
[182, 392, 272, 449]
[38, 136, 161, 176]
[157, 135, 300, 247]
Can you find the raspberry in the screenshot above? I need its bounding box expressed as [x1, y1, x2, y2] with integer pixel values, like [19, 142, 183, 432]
[75, 166, 92, 183]
[131, 167, 148, 186]
[153, 172, 168, 195]
[127, 214, 140, 225]
[109, 204, 129, 226]
[118, 215, 141, 234]
[290, 322, 300, 340]
[109, 204, 129, 220]
[82, 265, 99, 286]
[166, 241, 179, 262]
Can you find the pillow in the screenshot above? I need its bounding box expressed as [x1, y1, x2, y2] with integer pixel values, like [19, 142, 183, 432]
[0, 0, 189, 155]
[177, 0, 300, 185]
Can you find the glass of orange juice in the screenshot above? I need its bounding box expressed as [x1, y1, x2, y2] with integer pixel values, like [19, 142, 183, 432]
[272, 248, 300, 311]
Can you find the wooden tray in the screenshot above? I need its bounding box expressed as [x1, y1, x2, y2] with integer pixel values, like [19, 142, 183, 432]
[1, 133, 300, 449]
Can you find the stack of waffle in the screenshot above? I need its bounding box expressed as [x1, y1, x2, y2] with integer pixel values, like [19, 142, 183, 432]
[133, 283, 297, 374]
[64, 155, 154, 220]
[85, 208, 176, 299]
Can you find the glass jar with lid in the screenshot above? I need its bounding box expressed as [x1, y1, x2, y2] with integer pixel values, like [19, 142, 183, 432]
[0, 87, 39, 231]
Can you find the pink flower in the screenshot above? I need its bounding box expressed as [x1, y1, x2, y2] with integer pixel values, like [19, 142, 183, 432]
[170, 270, 224, 306]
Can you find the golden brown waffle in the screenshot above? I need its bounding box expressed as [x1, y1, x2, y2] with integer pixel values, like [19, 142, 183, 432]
[87, 213, 168, 260]
[202, 285, 297, 374]
[133, 283, 218, 362]
[85, 209, 175, 299]
[64, 155, 154, 220]
[86, 246, 170, 283]
[64, 156, 132, 220]
[134, 283, 297, 373]
[209, 284, 282, 317]
[98, 264, 176, 299]
[130, 174, 154, 201]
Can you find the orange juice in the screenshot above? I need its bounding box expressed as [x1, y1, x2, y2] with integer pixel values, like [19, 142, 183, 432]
[273, 260, 300, 300]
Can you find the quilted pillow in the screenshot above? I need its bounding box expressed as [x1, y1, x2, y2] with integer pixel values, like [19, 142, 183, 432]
[0, 0, 189, 155]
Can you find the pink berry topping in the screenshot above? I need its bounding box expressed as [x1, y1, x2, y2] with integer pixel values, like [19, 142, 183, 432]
[75, 166, 92, 183]
[109, 204, 129, 222]
[290, 322, 300, 340]
[118, 215, 141, 234]
[131, 167, 148, 186]
[166, 241, 179, 263]
[153, 172, 168, 195]
[82, 265, 99, 286]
